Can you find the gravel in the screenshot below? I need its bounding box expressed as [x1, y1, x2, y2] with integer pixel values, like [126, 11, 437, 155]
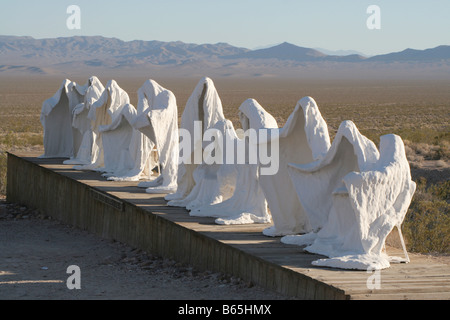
[0, 198, 291, 300]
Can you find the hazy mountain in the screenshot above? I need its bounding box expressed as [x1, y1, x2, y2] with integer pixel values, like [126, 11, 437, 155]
[0, 35, 250, 66]
[238, 43, 449, 63]
[0, 35, 449, 78]
[315, 47, 369, 57]
[367, 45, 450, 62]
[225, 42, 371, 63]
[251, 43, 283, 50]
[225, 42, 326, 61]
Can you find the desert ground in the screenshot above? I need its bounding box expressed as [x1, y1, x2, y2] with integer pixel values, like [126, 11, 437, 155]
[0, 75, 449, 299]
[0, 198, 289, 300]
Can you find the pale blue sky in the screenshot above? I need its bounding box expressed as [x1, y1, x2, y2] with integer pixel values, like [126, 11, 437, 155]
[0, 0, 448, 55]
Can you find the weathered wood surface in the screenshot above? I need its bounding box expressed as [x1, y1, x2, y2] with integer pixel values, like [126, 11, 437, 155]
[6, 152, 450, 300]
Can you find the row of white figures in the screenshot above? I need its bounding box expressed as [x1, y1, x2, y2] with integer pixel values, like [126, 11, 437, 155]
[40, 76, 179, 193]
[40, 76, 416, 270]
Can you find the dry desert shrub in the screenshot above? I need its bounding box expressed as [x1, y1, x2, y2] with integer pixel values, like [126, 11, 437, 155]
[404, 178, 450, 254]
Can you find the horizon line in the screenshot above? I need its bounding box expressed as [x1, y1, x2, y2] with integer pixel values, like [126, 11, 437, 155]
[2, 34, 449, 58]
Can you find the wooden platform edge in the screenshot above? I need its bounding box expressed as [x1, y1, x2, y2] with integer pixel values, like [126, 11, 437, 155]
[6, 152, 349, 300]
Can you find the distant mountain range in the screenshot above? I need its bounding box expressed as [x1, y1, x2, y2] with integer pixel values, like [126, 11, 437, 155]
[0, 35, 249, 66]
[1, 35, 449, 78]
[225, 42, 367, 62]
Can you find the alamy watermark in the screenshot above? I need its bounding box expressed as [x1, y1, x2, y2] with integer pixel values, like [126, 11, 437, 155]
[67, 5, 381, 31]
[66, 5, 81, 30]
[62, 4, 381, 174]
[366, 267, 381, 290]
[66, 265, 81, 290]
[178, 122, 279, 176]
[367, 5, 381, 30]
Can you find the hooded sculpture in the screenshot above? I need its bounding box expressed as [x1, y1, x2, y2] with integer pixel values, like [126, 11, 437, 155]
[256, 96, 331, 237]
[173, 118, 238, 211]
[165, 77, 225, 206]
[190, 98, 278, 225]
[284, 121, 416, 270]
[284, 120, 380, 236]
[63, 76, 105, 165]
[74, 80, 131, 173]
[40, 79, 85, 158]
[129, 79, 179, 192]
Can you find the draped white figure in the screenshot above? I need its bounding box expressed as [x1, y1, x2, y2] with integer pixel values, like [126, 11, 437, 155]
[284, 120, 380, 238]
[40, 79, 85, 158]
[256, 96, 331, 237]
[63, 76, 105, 165]
[74, 80, 130, 173]
[190, 98, 278, 225]
[173, 119, 238, 211]
[165, 77, 225, 206]
[284, 121, 416, 270]
[128, 79, 179, 192]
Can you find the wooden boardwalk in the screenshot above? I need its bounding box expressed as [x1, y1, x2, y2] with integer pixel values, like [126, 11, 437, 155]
[6, 152, 450, 300]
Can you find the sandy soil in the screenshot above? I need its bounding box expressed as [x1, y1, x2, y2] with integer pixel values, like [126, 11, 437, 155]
[0, 199, 289, 300]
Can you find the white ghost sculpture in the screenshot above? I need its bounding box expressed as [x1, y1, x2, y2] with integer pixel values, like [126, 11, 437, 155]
[190, 98, 278, 225]
[130, 79, 179, 193]
[284, 120, 380, 238]
[40, 79, 85, 158]
[174, 119, 238, 211]
[165, 77, 225, 206]
[257, 97, 331, 237]
[63, 76, 105, 165]
[74, 80, 131, 173]
[284, 121, 416, 270]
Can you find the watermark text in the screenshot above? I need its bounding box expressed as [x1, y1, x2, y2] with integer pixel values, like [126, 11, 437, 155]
[66, 5, 81, 30]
